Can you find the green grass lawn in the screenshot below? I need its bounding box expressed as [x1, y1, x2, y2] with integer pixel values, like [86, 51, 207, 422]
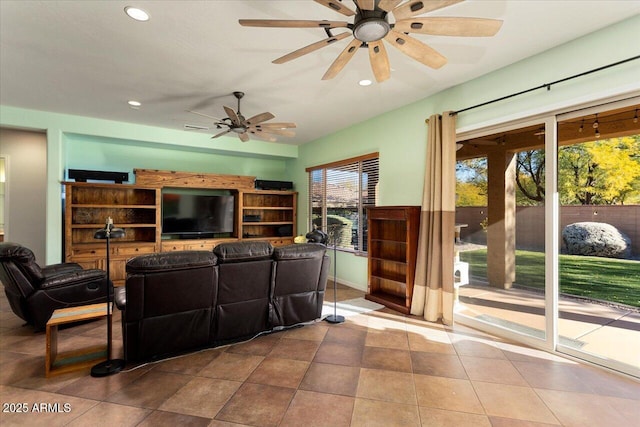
[459, 249, 640, 308]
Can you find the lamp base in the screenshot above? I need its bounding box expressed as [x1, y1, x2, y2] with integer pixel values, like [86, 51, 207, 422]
[90, 358, 125, 377]
[324, 314, 345, 324]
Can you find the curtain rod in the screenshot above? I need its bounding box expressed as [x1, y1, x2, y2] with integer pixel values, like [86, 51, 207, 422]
[449, 55, 640, 116]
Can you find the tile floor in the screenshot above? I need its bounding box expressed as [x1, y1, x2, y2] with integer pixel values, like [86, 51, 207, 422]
[1, 284, 639, 426]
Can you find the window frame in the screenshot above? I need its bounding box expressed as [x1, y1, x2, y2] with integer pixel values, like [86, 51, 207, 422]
[306, 152, 379, 254]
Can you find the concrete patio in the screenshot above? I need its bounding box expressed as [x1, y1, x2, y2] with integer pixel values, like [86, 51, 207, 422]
[456, 280, 640, 370]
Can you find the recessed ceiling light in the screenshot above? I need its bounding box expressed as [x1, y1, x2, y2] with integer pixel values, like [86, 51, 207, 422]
[359, 79, 372, 87]
[124, 6, 149, 22]
[128, 100, 141, 108]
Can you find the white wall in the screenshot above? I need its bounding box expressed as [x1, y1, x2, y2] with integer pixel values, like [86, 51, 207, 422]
[0, 128, 47, 262]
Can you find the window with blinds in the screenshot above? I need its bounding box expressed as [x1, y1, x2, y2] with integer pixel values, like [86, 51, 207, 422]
[307, 153, 379, 253]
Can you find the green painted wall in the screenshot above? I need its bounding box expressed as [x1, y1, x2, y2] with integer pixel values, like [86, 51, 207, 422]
[0, 106, 298, 263]
[290, 15, 640, 291]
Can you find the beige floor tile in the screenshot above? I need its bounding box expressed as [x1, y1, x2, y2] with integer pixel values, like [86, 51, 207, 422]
[215, 382, 295, 427]
[137, 410, 212, 427]
[282, 322, 329, 341]
[313, 341, 364, 367]
[535, 388, 631, 427]
[225, 333, 281, 356]
[604, 395, 640, 425]
[511, 359, 592, 392]
[246, 357, 309, 388]
[460, 355, 528, 385]
[159, 376, 241, 419]
[65, 401, 150, 427]
[365, 329, 409, 350]
[472, 381, 559, 424]
[488, 417, 561, 427]
[280, 390, 354, 427]
[418, 406, 492, 427]
[106, 370, 192, 409]
[413, 374, 484, 414]
[411, 351, 468, 379]
[267, 337, 320, 361]
[356, 368, 417, 405]
[151, 348, 223, 375]
[451, 336, 507, 359]
[324, 323, 368, 345]
[198, 352, 263, 381]
[351, 397, 421, 427]
[299, 362, 360, 396]
[361, 346, 412, 372]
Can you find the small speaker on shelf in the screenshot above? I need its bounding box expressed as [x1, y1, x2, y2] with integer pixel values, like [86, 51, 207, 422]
[68, 169, 129, 184]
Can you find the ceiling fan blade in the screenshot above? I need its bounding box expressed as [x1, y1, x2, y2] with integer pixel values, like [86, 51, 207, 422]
[187, 110, 223, 122]
[355, 0, 375, 11]
[211, 129, 231, 139]
[273, 32, 351, 64]
[244, 112, 275, 126]
[322, 38, 362, 80]
[392, 0, 464, 20]
[313, 0, 355, 16]
[248, 131, 278, 142]
[223, 106, 241, 125]
[384, 30, 447, 69]
[368, 41, 390, 82]
[239, 19, 349, 29]
[378, 0, 403, 12]
[394, 17, 503, 37]
[254, 122, 297, 129]
[250, 128, 296, 137]
[238, 132, 250, 142]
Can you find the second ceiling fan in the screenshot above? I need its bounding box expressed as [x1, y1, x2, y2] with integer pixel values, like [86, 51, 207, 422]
[239, 0, 503, 83]
[189, 91, 296, 142]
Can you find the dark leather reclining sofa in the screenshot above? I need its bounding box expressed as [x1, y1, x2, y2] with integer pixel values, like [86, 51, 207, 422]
[115, 241, 329, 362]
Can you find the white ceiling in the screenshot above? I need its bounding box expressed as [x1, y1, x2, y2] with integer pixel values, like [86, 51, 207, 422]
[1, 1, 639, 145]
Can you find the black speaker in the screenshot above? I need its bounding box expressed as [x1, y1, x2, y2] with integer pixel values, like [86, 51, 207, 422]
[255, 179, 293, 191]
[68, 169, 129, 184]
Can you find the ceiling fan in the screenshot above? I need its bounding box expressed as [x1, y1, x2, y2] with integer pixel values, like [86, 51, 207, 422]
[187, 91, 296, 142]
[239, 0, 503, 83]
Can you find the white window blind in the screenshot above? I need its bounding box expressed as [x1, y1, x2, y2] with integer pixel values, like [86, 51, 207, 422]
[307, 153, 379, 252]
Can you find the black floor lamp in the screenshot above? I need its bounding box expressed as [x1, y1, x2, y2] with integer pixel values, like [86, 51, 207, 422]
[91, 217, 126, 377]
[325, 222, 345, 324]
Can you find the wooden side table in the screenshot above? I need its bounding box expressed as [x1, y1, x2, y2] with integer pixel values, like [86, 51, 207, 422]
[45, 303, 108, 378]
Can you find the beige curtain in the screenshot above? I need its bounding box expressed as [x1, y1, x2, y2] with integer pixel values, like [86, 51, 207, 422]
[410, 112, 456, 325]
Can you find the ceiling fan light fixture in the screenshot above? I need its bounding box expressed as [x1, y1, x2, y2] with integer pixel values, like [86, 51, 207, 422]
[353, 18, 390, 42]
[230, 126, 246, 134]
[124, 6, 149, 22]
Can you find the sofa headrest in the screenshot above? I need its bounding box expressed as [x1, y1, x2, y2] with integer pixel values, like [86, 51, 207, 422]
[0, 242, 44, 282]
[126, 250, 217, 274]
[273, 243, 327, 261]
[213, 241, 273, 263]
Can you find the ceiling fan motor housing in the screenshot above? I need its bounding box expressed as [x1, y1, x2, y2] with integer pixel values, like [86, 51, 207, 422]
[353, 9, 390, 43]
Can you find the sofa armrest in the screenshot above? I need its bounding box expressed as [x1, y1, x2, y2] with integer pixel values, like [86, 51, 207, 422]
[39, 269, 106, 290]
[114, 286, 126, 310]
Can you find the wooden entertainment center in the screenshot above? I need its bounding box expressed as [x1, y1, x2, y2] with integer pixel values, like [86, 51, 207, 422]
[63, 169, 297, 286]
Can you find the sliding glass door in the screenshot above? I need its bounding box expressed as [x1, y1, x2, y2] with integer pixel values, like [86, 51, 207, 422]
[455, 96, 640, 378]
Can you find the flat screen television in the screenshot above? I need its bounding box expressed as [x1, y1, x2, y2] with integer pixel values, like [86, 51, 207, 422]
[162, 191, 235, 238]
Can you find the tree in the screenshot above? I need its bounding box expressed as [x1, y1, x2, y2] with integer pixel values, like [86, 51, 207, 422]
[456, 158, 487, 206]
[558, 136, 640, 205]
[516, 149, 545, 205]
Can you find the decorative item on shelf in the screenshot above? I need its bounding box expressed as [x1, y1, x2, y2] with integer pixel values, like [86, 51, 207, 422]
[91, 217, 126, 377]
[294, 235, 306, 244]
[324, 222, 346, 324]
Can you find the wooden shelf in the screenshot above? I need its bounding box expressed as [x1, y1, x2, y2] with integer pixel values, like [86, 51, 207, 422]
[365, 206, 420, 314]
[240, 190, 297, 245]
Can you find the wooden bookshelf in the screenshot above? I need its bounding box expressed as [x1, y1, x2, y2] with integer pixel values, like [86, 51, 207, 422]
[64, 182, 160, 286]
[365, 206, 421, 314]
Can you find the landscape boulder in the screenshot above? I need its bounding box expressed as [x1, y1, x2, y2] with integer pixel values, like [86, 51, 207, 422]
[562, 222, 631, 259]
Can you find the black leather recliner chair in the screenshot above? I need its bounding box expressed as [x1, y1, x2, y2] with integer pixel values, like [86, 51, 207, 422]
[0, 242, 110, 330]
